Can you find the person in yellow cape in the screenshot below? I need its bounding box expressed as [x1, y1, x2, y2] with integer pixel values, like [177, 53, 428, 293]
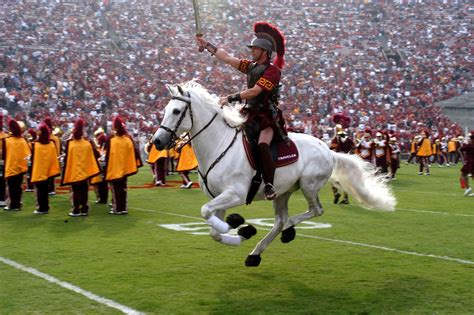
[61, 118, 101, 217]
[2, 119, 31, 211]
[104, 116, 142, 215]
[145, 133, 168, 186]
[44, 117, 61, 195]
[90, 127, 108, 204]
[416, 130, 432, 175]
[175, 134, 198, 189]
[0, 114, 8, 207]
[31, 124, 60, 214]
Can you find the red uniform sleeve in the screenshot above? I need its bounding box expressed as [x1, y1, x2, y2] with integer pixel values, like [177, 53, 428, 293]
[256, 65, 280, 92]
[238, 59, 251, 74]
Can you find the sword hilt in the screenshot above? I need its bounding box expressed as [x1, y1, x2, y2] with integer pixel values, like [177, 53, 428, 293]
[196, 33, 204, 52]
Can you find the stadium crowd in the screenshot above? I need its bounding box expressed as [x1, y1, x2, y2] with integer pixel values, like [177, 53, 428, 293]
[1, 0, 472, 152]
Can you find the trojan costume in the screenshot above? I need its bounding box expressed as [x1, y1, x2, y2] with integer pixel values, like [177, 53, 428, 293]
[91, 127, 108, 203]
[416, 131, 432, 175]
[236, 22, 287, 200]
[31, 124, 60, 214]
[62, 119, 101, 216]
[2, 119, 31, 211]
[175, 135, 198, 189]
[356, 129, 374, 163]
[329, 114, 354, 204]
[146, 136, 168, 186]
[374, 131, 390, 174]
[104, 117, 142, 214]
[0, 115, 8, 207]
[44, 117, 61, 195]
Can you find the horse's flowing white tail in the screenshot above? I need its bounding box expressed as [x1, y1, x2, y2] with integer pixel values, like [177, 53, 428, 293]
[330, 152, 396, 211]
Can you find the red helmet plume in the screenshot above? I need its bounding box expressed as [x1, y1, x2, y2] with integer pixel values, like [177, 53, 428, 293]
[38, 123, 51, 144]
[43, 117, 53, 130]
[113, 116, 127, 136]
[253, 22, 286, 69]
[73, 118, 85, 140]
[332, 114, 351, 129]
[8, 119, 22, 137]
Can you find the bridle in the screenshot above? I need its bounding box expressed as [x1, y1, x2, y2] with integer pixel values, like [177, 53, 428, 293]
[160, 91, 222, 149]
[158, 89, 240, 198]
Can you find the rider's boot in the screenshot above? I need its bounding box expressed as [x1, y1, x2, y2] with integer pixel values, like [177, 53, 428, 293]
[258, 143, 276, 200]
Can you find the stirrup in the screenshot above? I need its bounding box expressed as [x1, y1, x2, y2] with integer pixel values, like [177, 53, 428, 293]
[264, 183, 276, 200]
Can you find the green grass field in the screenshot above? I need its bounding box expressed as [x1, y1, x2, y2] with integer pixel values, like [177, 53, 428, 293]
[1, 163, 473, 314]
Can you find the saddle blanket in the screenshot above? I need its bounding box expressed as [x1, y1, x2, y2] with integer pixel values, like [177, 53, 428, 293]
[243, 135, 299, 170]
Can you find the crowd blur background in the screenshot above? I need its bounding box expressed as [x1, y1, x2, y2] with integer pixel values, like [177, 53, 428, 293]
[0, 0, 472, 155]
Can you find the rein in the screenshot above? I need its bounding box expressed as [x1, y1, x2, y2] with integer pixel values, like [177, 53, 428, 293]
[161, 91, 241, 198]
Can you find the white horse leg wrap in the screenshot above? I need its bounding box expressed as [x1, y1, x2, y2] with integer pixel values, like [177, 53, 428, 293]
[220, 234, 242, 246]
[206, 215, 230, 234]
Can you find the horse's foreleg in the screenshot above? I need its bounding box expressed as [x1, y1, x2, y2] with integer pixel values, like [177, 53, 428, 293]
[245, 192, 291, 267]
[202, 190, 252, 246]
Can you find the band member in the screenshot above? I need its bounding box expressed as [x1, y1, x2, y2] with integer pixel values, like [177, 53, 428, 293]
[374, 131, 389, 174]
[0, 115, 8, 207]
[416, 130, 432, 175]
[175, 134, 198, 189]
[30, 124, 60, 214]
[44, 117, 61, 195]
[440, 137, 450, 167]
[460, 131, 474, 197]
[329, 116, 354, 204]
[2, 119, 31, 211]
[389, 137, 401, 180]
[145, 137, 168, 186]
[61, 118, 101, 217]
[196, 22, 287, 200]
[104, 116, 142, 215]
[448, 136, 458, 165]
[90, 127, 108, 204]
[406, 136, 418, 164]
[356, 129, 374, 163]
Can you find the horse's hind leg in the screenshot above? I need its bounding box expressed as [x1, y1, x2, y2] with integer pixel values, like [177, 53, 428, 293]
[281, 176, 326, 242]
[245, 191, 291, 267]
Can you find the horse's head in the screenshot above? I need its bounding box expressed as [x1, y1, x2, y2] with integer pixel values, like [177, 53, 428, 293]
[153, 84, 193, 150]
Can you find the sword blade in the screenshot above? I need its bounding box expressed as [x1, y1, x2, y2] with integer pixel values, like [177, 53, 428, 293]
[192, 0, 202, 36]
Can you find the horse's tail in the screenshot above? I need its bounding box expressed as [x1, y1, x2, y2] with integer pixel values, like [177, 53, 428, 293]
[330, 152, 396, 211]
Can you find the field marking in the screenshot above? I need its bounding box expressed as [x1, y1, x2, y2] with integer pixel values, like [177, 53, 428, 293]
[0, 257, 144, 315]
[296, 198, 473, 217]
[130, 207, 474, 266]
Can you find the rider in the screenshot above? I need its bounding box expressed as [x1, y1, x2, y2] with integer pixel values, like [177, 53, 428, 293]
[196, 22, 286, 200]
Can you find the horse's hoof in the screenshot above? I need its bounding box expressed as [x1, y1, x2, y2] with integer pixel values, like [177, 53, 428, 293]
[281, 226, 296, 243]
[245, 254, 261, 267]
[238, 224, 257, 239]
[226, 213, 245, 229]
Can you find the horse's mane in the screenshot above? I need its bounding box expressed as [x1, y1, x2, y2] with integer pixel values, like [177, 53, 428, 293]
[182, 80, 247, 127]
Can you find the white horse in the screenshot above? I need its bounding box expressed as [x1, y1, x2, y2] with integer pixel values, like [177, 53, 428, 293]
[152, 81, 396, 267]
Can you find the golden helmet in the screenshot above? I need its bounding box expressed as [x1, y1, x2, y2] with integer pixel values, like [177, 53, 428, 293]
[94, 127, 105, 137]
[17, 121, 26, 132]
[52, 127, 63, 136]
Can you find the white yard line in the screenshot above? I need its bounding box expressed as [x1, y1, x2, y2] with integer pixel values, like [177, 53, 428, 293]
[129, 207, 474, 266]
[0, 257, 144, 315]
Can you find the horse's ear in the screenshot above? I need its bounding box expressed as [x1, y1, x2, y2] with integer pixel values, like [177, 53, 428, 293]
[165, 84, 176, 96]
[177, 85, 184, 96]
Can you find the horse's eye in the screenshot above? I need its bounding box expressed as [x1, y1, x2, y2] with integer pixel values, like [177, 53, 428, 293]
[173, 109, 181, 115]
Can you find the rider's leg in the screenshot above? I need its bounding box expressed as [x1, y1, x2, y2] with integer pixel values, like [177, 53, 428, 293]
[258, 127, 276, 200]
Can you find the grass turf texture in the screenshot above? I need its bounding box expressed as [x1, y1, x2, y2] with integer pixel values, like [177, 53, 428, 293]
[0, 163, 473, 314]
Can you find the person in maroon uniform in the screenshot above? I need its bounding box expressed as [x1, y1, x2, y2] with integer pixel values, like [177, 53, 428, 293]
[329, 115, 354, 204]
[197, 22, 287, 200]
[460, 131, 474, 197]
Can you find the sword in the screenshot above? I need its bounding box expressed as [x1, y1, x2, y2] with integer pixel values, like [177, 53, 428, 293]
[192, 0, 204, 52]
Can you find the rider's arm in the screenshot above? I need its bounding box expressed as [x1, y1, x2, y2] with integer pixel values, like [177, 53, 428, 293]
[226, 85, 263, 103]
[197, 37, 240, 69]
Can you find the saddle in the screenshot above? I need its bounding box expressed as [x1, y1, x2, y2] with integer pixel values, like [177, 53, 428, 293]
[243, 127, 299, 204]
[242, 134, 299, 170]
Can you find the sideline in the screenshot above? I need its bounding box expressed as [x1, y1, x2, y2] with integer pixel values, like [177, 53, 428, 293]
[0, 257, 144, 315]
[129, 207, 474, 266]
